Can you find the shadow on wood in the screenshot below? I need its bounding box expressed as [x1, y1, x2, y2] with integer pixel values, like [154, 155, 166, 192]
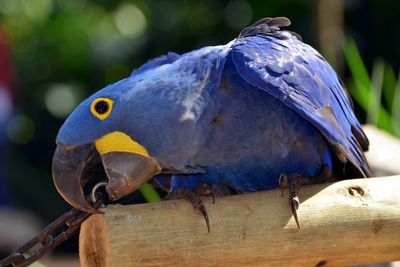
[80, 176, 400, 267]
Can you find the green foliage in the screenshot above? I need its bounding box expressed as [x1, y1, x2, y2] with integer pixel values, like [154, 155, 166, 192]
[343, 39, 400, 137]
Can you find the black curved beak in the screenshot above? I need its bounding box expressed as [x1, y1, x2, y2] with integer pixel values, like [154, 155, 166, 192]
[52, 143, 162, 213]
[52, 143, 101, 213]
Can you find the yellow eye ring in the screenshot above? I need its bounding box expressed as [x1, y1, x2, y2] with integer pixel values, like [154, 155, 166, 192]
[90, 98, 113, 120]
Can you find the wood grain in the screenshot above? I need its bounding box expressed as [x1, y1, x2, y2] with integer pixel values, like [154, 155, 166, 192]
[79, 176, 400, 266]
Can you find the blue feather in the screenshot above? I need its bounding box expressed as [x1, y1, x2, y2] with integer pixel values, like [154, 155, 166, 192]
[231, 31, 369, 177]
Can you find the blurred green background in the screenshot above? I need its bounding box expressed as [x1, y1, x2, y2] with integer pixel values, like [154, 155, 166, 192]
[0, 0, 399, 256]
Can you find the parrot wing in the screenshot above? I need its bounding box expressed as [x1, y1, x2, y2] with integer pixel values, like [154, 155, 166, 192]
[230, 18, 370, 177]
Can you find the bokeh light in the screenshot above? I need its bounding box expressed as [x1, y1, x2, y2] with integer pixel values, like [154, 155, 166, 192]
[7, 114, 36, 144]
[0, 0, 21, 15]
[45, 83, 83, 118]
[22, 0, 53, 21]
[114, 3, 147, 39]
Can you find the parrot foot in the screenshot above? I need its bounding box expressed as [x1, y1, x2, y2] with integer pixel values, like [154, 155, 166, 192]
[165, 182, 237, 233]
[279, 173, 301, 228]
[278, 165, 334, 229]
[186, 189, 211, 233]
[165, 188, 210, 233]
[193, 182, 237, 204]
[195, 182, 216, 204]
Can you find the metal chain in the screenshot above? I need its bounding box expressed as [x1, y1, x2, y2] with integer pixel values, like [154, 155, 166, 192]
[0, 196, 103, 267]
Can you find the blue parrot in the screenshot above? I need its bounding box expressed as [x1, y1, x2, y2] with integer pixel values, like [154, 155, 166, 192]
[52, 17, 370, 230]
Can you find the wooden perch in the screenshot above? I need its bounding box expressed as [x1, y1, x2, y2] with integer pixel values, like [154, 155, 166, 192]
[79, 176, 400, 267]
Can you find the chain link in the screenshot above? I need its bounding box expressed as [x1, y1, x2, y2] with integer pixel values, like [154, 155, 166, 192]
[0, 196, 103, 267]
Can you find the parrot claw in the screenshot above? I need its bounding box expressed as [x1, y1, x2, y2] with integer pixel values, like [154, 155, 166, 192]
[165, 188, 211, 233]
[279, 166, 334, 228]
[279, 173, 302, 228]
[290, 195, 300, 228]
[186, 189, 211, 233]
[164, 182, 237, 233]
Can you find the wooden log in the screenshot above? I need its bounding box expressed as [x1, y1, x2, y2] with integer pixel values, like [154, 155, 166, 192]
[79, 176, 400, 267]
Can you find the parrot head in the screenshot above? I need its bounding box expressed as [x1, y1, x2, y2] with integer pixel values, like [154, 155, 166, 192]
[52, 48, 228, 213]
[52, 78, 163, 213]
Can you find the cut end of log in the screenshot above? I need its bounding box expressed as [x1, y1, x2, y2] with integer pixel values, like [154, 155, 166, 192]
[79, 214, 111, 267]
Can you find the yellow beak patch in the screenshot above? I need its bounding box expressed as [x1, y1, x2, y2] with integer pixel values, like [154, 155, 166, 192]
[95, 131, 149, 158]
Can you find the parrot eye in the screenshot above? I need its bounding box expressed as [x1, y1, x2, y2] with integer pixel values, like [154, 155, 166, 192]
[90, 98, 114, 120]
[95, 101, 108, 114]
